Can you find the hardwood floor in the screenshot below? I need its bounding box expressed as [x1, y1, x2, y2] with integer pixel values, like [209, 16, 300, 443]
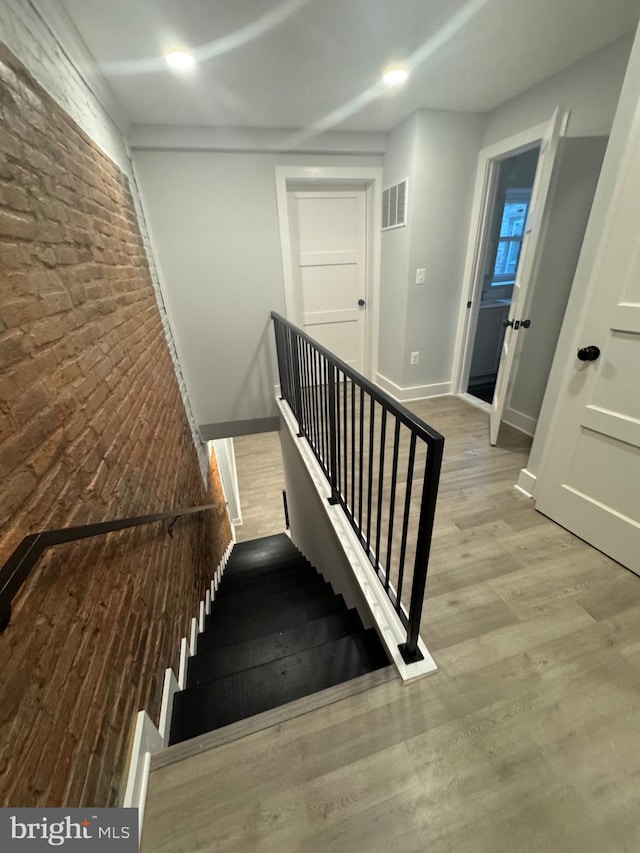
[142, 396, 640, 852]
[233, 431, 287, 542]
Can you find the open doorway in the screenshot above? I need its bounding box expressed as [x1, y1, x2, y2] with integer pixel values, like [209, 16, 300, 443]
[467, 146, 540, 404]
[453, 111, 609, 464]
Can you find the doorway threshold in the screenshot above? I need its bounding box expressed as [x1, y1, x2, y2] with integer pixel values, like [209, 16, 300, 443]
[458, 392, 492, 413]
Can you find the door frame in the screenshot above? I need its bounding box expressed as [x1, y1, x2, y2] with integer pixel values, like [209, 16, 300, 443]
[451, 116, 566, 403]
[275, 165, 382, 381]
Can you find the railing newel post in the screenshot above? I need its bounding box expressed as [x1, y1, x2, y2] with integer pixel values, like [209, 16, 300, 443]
[399, 436, 444, 664]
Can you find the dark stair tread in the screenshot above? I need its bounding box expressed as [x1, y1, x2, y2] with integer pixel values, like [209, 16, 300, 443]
[217, 567, 322, 600]
[189, 609, 365, 686]
[198, 594, 349, 651]
[171, 630, 388, 744]
[220, 559, 315, 589]
[206, 581, 333, 626]
[225, 535, 302, 573]
[214, 572, 327, 610]
[230, 533, 293, 554]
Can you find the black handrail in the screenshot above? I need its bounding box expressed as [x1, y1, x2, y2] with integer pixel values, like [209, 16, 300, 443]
[272, 311, 444, 664]
[0, 503, 225, 633]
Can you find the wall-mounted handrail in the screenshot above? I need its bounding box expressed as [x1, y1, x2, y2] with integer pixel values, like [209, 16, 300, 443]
[0, 503, 225, 633]
[272, 311, 444, 664]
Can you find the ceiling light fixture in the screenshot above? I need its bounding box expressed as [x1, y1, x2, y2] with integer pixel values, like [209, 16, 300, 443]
[165, 50, 196, 72]
[383, 65, 409, 87]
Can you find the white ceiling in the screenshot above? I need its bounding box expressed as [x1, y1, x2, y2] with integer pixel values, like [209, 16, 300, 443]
[59, 0, 640, 133]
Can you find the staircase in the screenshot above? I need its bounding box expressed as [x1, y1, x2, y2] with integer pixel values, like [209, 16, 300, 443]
[169, 533, 389, 745]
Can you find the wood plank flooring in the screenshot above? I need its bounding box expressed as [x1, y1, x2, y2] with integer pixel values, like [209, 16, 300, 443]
[142, 396, 640, 853]
[233, 431, 287, 542]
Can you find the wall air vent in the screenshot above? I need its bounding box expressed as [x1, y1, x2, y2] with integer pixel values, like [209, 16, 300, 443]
[382, 178, 408, 230]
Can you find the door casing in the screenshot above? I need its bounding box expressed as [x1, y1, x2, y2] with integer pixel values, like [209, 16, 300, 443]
[275, 165, 382, 381]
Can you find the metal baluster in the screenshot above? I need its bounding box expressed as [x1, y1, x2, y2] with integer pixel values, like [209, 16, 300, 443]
[312, 346, 320, 457]
[375, 407, 387, 581]
[385, 418, 401, 591]
[351, 380, 356, 519]
[366, 397, 375, 559]
[396, 432, 416, 611]
[358, 386, 364, 537]
[291, 335, 303, 435]
[327, 363, 339, 505]
[335, 366, 341, 496]
[343, 374, 348, 510]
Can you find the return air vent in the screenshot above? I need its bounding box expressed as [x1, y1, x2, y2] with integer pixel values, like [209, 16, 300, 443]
[382, 178, 408, 230]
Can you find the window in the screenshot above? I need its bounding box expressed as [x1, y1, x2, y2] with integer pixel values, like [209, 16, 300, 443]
[490, 188, 531, 286]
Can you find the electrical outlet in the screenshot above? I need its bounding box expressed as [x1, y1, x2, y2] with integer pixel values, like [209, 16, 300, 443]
[410, 351, 419, 365]
[416, 268, 426, 285]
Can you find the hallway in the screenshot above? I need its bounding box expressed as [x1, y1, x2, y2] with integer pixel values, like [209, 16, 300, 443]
[143, 396, 640, 852]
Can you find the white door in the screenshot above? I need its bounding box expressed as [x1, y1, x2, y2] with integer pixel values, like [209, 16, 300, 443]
[490, 109, 567, 444]
[535, 106, 640, 574]
[287, 190, 367, 372]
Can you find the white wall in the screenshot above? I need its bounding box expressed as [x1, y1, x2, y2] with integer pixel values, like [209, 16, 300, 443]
[483, 36, 634, 147]
[133, 145, 383, 438]
[379, 109, 485, 395]
[0, 0, 211, 479]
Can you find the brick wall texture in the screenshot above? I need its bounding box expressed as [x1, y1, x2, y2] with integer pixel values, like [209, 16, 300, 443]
[0, 45, 232, 807]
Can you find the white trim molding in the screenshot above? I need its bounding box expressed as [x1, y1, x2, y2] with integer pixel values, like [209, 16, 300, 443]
[376, 373, 451, 403]
[158, 668, 179, 748]
[122, 711, 163, 838]
[503, 407, 537, 437]
[275, 165, 383, 382]
[516, 468, 537, 497]
[451, 118, 551, 397]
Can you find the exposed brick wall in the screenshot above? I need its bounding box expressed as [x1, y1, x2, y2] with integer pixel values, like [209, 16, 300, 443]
[0, 0, 210, 479]
[0, 45, 232, 807]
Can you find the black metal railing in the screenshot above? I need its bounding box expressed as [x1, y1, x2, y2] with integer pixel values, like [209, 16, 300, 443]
[0, 503, 225, 633]
[272, 312, 444, 663]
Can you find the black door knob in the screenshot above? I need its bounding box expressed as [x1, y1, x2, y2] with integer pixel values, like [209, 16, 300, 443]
[502, 319, 514, 328]
[521, 319, 531, 329]
[577, 345, 600, 362]
[358, 299, 365, 307]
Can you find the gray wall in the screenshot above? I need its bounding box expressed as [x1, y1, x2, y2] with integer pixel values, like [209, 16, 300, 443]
[379, 110, 485, 391]
[507, 137, 608, 425]
[483, 35, 633, 146]
[133, 147, 382, 438]
[378, 114, 417, 385]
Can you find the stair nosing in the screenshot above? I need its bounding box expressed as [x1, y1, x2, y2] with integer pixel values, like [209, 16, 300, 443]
[156, 666, 398, 771]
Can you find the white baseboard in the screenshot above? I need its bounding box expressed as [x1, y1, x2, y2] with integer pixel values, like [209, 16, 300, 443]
[503, 407, 537, 437]
[158, 668, 179, 748]
[123, 711, 163, 837]
[189, 617, 198, 657]
[376, 372, 451, 403]
[515, 467, 537, 498]
[178, 638, 188, 690]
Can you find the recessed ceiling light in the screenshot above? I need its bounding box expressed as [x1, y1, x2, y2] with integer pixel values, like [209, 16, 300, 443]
[165, 50, 196, 72]
[383, 65, 409, 87]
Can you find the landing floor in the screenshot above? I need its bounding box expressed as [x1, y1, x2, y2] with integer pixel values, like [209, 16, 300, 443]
[142, 396, 640, 852]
